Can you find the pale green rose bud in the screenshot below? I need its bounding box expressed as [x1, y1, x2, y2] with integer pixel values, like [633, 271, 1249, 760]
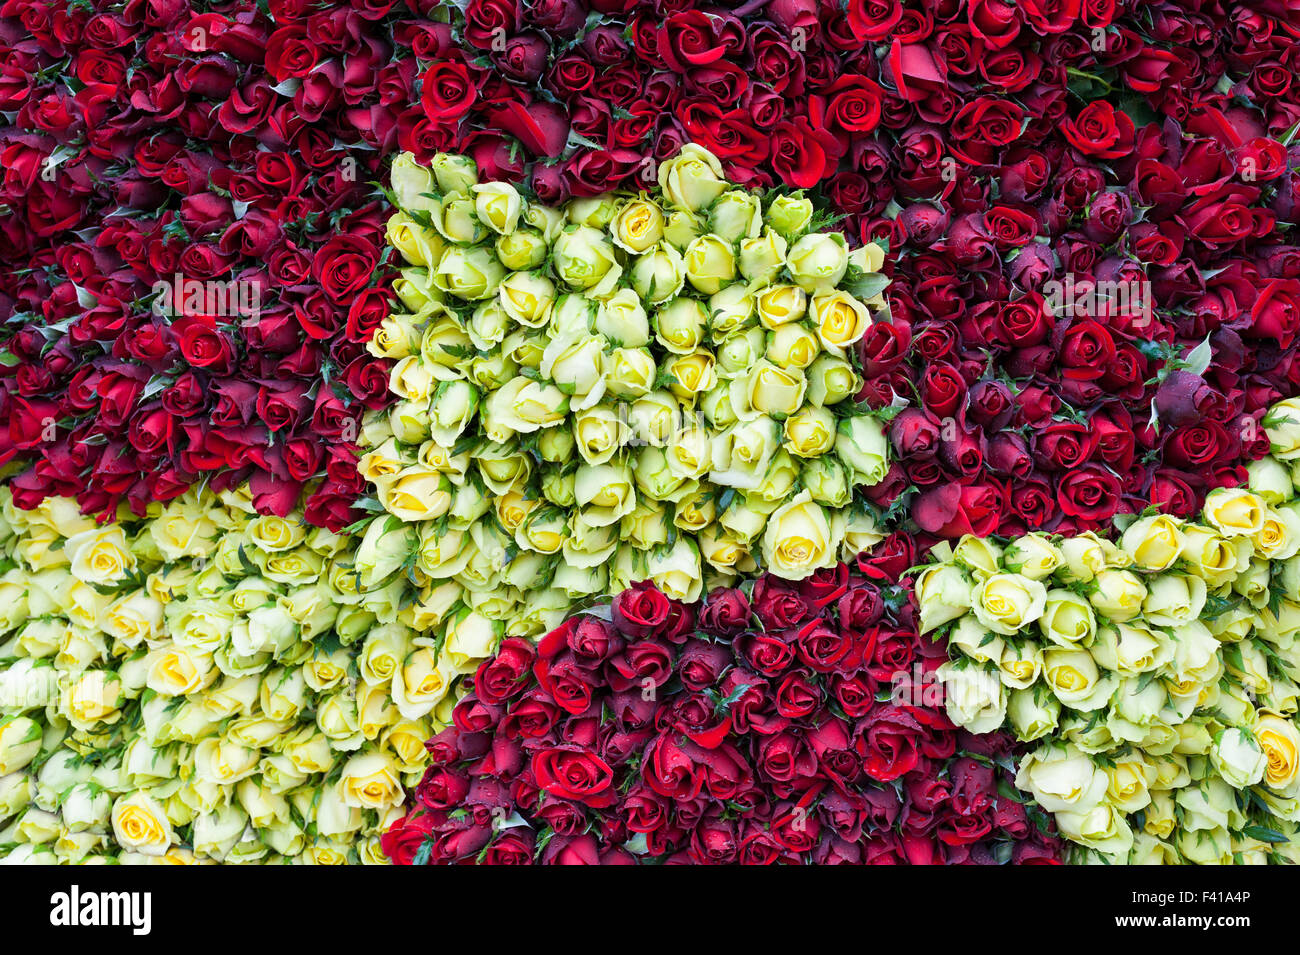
[500, 552, 551, 593]
[633, 446, 693, 504]
[630, 244, 686, 305]
[498, 270, 556, 327]
[433, 245, 506, 301]
[766, 323, 821, 370]
[806, 354, 861, 406]
[596, 288, 651, 348]
[946, 613, 1003, 665]
[495, 227, 549, 271]
[1045, 646, 1120, 711]
[1008, 686, 1060, 742]
[764, 193, 814, 241]
[1015, 742, 1108, 813]
[683, 234, 737, 294]
[354, 520, 417, 590]
[663, 209, 706, 250]
[761, 490, 841, 580]
[697, 524, 755, 575]
[654, 296, 708, 354]
[544, 292, 594, 338]
[658, 143, 727, 212]
[913, 563, 972, 633]
[1177, 776, 1237, 832]
[433, 195, 489, 245]
[518, 506, 570, 555]
[835, 415, 889, 486]
[810, 290, 871, 350]
[786, 231, 849, 294]
[390, 151, 438, 213]
[732, 360, 806, 418]
[604, 347, 656, 399]
[673, 487, 716, 531]
[1086, 568, 1147, 622]
[62, 781, 112, 832]
[1142, 573, 1206, 628]
[709, 189, 763, 242]
[998, 641, 1044, 690]
[193, 803, 249, 861]
[998, 535, 1060, 579]
[752, 449, 800, 503]
[629, 390, 683, 447]
[1090, 622, 1171, 678]
[386, 212, 444, 268]
[428, 379, 480, 447]
[784, 405, 836, 458]
[1039, 588, 1097, 648]
[429, 152, 479, 195]
[509, 587, 573, 638]
[621, 501, 672, 550]
[718, 493, 775, 543]
[801, 457, 851, 507]
[562, 511, 620, 569]
[610, 197, 665, 253]
[842, 509, 885, 559]
[1265, 397, 1300, 461]
[565, 194, 619, 229]
[524, 202, 565, 241]
[756, 283, 807, 329]
[573, 404, 627, 466]
[542, 332, 607, 410]
[711, 415, 780, 490]
[537, 424, 577, 463]
[484, 376, 569, 435]
[647, 537, 704, 603]
[1058, 532, 1108, 583]
[552, 562, 607, 598]
[552, 225, 620, 293]
[738, 231, 788, 284]
[392, 267, 439, 312]
[937, 661, 1007, 734]
[663, 349, 716, 401]
[0, 772, 32, 823]
[0, 717, 43, 774]
[473, 180, 523, 235]
[708, 284, 756, 337]
[1247, 454, 1294, 504]
[1055, 802, 1134, 857]
[717, 326, 767, 375]
[575, 462, 638, 527]
[541, 468, 577, 508]
[700, 382, 739, 430]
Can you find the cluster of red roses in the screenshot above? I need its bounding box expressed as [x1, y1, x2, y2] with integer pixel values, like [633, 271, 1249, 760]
[0, 0, 459, 526]
[418, 0, 1300, 538]
[382, 539, 1064, 865]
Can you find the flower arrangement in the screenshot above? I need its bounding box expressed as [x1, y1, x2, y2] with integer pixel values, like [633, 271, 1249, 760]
[920, 399, 1300, 863]
[0, 486, 436, 864]
[357, 144, 892, 643]
[382, 539, 1064, 865]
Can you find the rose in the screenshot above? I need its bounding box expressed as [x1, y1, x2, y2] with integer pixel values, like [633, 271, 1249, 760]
[972, 573, 1047, 635]
[110, 791, 175, 856]
[761, 491, 839, 580]
[533, 747, 617, 807]
[1211, 727, 1267, 789]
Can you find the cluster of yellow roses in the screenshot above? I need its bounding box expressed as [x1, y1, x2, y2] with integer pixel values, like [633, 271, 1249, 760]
[362, 144, 891, 635]
[0, 486, 463, 864]
[918, 403, 1300, 863]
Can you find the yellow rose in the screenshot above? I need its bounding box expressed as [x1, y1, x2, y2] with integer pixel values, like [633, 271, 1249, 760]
[755, 284, 807, 329]
[340, 752, 405, 810]
[972, 573, 1047, 635]
[611, 197, 665, 253]
[760, 490, 839, 580]
[1256, 714, 1300, 796]
[683, 233, 737, 294]
[765, 323, 820, 370]
[65, 526, 135, 585]
[376, 467, 453, 522]
[1203, 487, 1266, 537]
[111, 791, 174, 856]
[472, 180, 523, 234]
[1119, 514, 1184, 571]
[737, 360, 806, 417]
[657, 143, 727, 211]
[1264, 397, 1300, 460]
